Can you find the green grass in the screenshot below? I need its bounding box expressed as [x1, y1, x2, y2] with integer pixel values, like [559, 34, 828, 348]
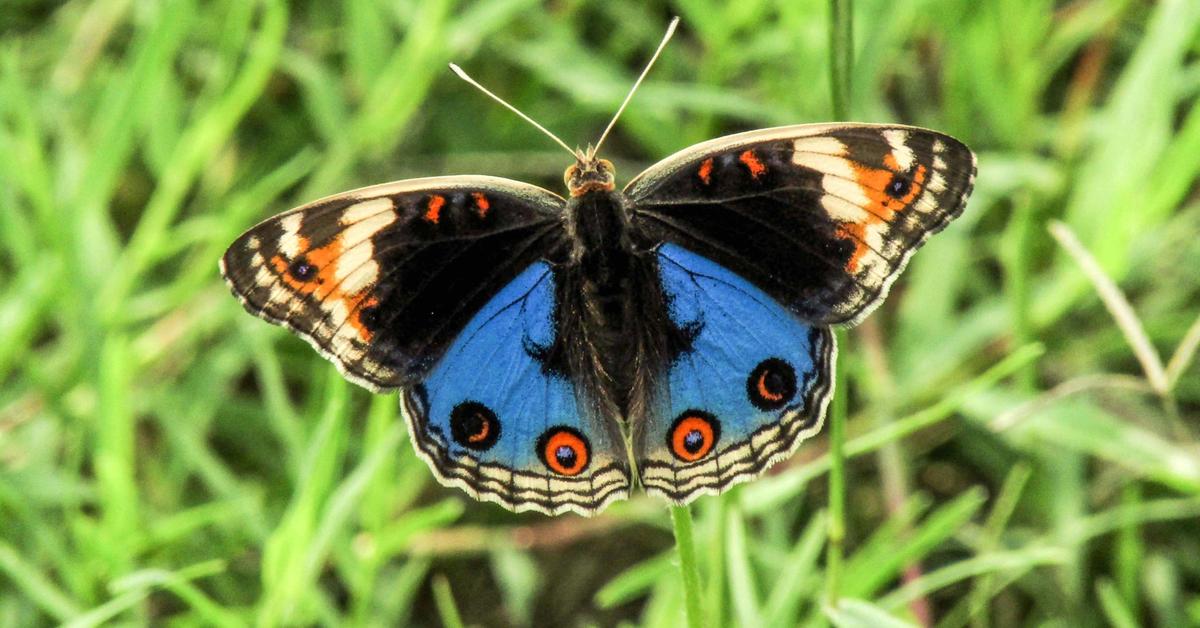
[2, 0, 1200, 625]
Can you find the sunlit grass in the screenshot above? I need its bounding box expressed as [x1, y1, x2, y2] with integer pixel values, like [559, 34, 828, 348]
[1, 0, 1199, 625]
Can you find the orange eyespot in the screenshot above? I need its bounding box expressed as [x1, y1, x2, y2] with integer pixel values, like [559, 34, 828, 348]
[450, 401, 501, 451]
[668, 411, 720, 462]
[747, 358, 797, 411]
[538, 427, 590, 476]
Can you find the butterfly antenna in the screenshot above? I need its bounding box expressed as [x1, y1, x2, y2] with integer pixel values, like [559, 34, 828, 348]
[589, 16, 680, 160]
[449, 63, 580, 160]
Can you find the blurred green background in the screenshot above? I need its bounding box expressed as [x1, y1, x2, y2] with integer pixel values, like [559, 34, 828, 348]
[2, 0, 1199, 625]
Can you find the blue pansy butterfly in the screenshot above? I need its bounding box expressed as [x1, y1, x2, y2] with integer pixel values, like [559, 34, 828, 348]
[220, 22, 976, 516]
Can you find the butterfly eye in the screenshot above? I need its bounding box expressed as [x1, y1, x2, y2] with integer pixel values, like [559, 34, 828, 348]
[668, 411, 721, 462]
[747, 358, 797, 411]
[537, 426, 590, 476]
[450, 401, 501, 451]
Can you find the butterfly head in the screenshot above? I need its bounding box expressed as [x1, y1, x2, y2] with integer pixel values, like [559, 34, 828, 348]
[565, 154, 616, 197]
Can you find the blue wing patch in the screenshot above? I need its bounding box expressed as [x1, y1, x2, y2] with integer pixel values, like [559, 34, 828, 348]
[640, 244, 835, 503]
[401, 262, 631, 516]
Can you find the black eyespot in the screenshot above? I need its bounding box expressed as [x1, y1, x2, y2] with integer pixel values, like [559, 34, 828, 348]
[358, 304, 381, 331]
[288, 258, 317, 281]
[747, 358, 797, 411]
[449, 401, 501, 451]
[886, 175, 912, 198]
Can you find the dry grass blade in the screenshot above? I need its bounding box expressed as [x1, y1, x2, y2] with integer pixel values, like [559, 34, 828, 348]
[1048, 221, 1169, 394]
[990, 374, 1153, 431]
[1165, 312, 1200, 388]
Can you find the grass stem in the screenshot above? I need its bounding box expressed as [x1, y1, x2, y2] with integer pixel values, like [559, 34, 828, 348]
[825, 330, 849, 607]
[671, 504, 705, 628]
[826, 0, 853, 608]
[828, 0, 853, 119]
[432, 574, 465, 628]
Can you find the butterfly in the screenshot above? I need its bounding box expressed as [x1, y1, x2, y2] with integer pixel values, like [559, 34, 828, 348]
[220, 26, 976, 517]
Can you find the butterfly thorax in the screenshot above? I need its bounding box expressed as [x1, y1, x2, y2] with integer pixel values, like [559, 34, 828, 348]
[562, 158, 638, 314]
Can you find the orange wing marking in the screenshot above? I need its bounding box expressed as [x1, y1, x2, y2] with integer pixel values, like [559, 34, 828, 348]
[739, 150, 767, 179]
[756, 372, 784, 403]
[836, 161, 928, 273]
[423, 195, 446, 224]
[269, 234, 378, 342]
[468, 418, 491, 443]
[472, 192, 490, 218]
[697, 158, 714, 185]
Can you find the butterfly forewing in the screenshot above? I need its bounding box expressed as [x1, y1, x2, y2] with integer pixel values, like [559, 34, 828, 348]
[626, 123, 977, 326]
[220, 176, 567, 391]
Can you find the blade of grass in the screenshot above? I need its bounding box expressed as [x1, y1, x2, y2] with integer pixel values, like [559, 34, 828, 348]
[96, 334, 138, 573]
[0, 541, 82, 622]
[64, 560, 228, 628]
[1165, 312, 1200, 388]
[878, 547, 1069, 612]
[828, 0, 853, 119]
[843, 489, 988, 600]
[595, 551, 674, 609]
[671, 505, 705, 628]
[432, 574, 466, 628]
[258, 370, 350, 625]
[97, 0, 287, 323]
[826, 330, 848, 607]
[726, 502, 762, 627]
[1096, 578, 1139, 628]
[826, 0, 853, 607]
[764, 510, 828, 626]
[966, 463, 1034, 625]
[827, 598, 917, 628]
[1047, 221, 1167, 394]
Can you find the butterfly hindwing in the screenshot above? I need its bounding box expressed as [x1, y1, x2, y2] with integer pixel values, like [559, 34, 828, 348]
[220, 176, 567, 391]
[637, 244, 835, 502]
[401, 262, 632, 515]
[626, 123, 976, 326]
